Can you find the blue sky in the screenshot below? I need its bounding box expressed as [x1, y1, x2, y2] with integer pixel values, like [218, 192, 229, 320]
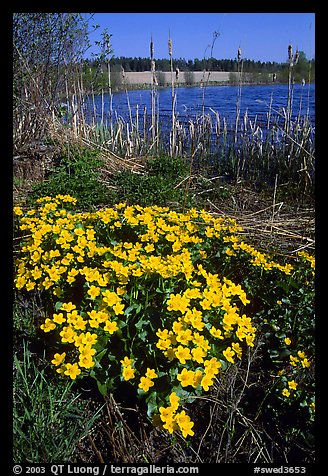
[86, 13, 315, 63]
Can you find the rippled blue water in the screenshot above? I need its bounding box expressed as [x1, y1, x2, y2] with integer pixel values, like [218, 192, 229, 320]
[86, 83, 315, 128]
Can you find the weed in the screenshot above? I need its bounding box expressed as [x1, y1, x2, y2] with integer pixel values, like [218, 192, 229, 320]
[28, 148, 109, 210]
[13, 340, 102, 463]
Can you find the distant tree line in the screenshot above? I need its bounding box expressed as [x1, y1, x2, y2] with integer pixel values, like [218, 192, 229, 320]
[104, 56, 287, 73]
[81, 53, 314, 91]
[84, 54, 313, 75]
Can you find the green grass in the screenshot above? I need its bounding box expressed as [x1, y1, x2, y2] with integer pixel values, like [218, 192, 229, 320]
[13, 144, 314, 464]
[13, 339, 102, 463]
[27, 147, 109, 210]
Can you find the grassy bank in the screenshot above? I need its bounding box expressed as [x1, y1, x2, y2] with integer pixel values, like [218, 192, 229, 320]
[13, 20, 315, 463]
[13, 147, 315, 464]
[13, 82, 315, 465]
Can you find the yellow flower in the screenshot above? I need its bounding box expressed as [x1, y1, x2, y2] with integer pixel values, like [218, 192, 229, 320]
[26, 281, 36, 291]
[177, 368, 196, 388]
[175, 410, 194, 438]
[288, 380, 298, 390]
[159, 406, 175, 422]
[159, 406, 177, 434]
[167, 293, 190, 313]
[156, 338, 171, 351]
[282, 388, 290, 397]
[290, 355, 299, 367]
[121, 356, 134, 367]
[210, 326, 224, 339]
[169, 392, 180, 411]
[78, 355, 95, 369]
[204, 358, 221, 378]
[61, 302, 76, 312]
[87, 285, 101, 299]
[301, 358, 311, 368]
[53, 312, 66, 325]
[175, 345, 191, 364]
[73, 316, 87, 331]
[59, 326, 76, 343]
[104, 320, 118, 334]
[82, 332, 98, 346]
[74, 227, 85, 236]
[31, 268, 42, 280]
[223, 346, 235, 364]
[284, 337, 292, 345]
[192, 333, 210, 351]
[40, 318, 56, 333]
[138, 376, 155, 392]
[51, 352, 66, 366]
[232, 342, 243, 359]
[15, 275, 26, 289]
[176, 328, 193, 346]
[74, 334, 85, 349]
[66, 310, 80, 325]
[145, 368, 158, 379]
[67, 269, 79, 284]
[122, 365, 136, 381]
[201, 374, 214, 392]
[14, 206, 23, 216]
[113, 302, 125, 315]
[64, 363, 81, 380]
[102, 290, 120, 307]
[191, 346, 206, 363]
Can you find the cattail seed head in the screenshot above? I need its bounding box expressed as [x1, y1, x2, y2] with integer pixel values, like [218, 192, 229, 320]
[168, 38, 173, 57]
[294, 50, 299, 65]
[288, 44, 293, 63]
[150, 36, 154, 59]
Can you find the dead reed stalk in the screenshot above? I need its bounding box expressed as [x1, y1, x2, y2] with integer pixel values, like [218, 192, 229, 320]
[168, 34, 177, 157]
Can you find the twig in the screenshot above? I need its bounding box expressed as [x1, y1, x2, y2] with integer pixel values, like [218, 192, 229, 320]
[87, 432, 104, 463]
[270, 174, 278, 235]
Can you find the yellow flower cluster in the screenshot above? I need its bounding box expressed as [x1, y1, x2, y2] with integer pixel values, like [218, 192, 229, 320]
[138, 368, 158, 392]
[297, 250, 315, 271]
[155, 267, 255, 397]
[120, 358, 159, 392]
[282, 379, 298, 397]
[121, 356, 136, 381]
[289, 350, 311, 369]
[14, 195, 264, 438]
[158, 392, 194, 437]
[224, 236, 293, 275]
[43, 300, 118, 376]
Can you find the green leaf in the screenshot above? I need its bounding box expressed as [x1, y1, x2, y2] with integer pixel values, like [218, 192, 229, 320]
[135, 317, 150, 330]
[96, 380, 108, 396]
[116, 319, 127, 329]
[94, 334, 109, 352]
[137, 330, 148, 342]
[146, 391, 158, 418]
[94, 348, 107, 366]
[55, 301, 63, 311]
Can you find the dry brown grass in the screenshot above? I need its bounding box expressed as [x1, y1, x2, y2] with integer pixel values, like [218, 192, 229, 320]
[194, 180, 315, 256]
[73, 340, 287, 464]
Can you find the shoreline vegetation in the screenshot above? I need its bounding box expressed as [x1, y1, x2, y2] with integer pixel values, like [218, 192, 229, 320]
[13, 14, 315, 465]
[81, 70, 312, 92]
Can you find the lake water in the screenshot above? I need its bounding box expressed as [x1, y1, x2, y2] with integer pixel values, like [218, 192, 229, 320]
[87, 83, 315, 130]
